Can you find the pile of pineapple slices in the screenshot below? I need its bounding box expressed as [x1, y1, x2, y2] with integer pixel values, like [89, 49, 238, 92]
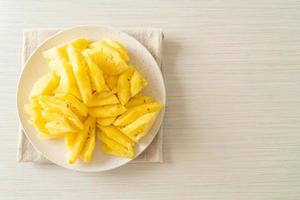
[25, 38, 163, 164]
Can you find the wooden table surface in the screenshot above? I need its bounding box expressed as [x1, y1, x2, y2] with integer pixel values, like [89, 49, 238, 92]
[1, 0, 300, 199]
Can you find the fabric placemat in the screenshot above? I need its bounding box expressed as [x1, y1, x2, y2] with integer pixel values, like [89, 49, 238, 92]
[18, 27, 164, 164]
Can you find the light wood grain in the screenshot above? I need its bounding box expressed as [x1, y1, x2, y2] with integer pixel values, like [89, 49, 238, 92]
[1, 0, 300, 199]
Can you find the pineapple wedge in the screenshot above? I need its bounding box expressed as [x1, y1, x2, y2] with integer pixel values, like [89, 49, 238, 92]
[55, 94, 88, 117]
[117, 68, 134, 105]
[51, 59, 81, 99]
[87, 92, 119, 107]
[105, 75, 119, 93]
[30, 72, 60, 98]
[114, 102, 162, 126]
[82, 51, 108, 93]
[67, 117, 95, 164]
[120, 112, 158, 142]
[90, 40, 129, 62]
[101, 143, 133, 158]
[45, 120, 76, 135]
[65, 133, 76, 150]
[89, 104, 127, 118]
[96, 117, 116, 127]
[80, 120, 96, 163]
[125, 95, 154, 107]
[130, 70, 148, 97]
[67, 44, 92, 104]
[84, 46, 128, 75]
[97, 131, 134, 158]
[100, 126, 134, 150]
[38, 96, 84, 130]
[43, 38, 90, 61]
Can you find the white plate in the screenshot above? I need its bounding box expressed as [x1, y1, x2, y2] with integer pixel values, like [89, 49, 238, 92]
[17, 26, 166, 172]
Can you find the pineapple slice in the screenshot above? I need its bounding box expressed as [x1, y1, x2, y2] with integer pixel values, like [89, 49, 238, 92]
[97, 131, 134, 158]
[117, 68, 134, 105]
[125, 96, 154, 107]
[101, 143, 133, 158]
[89, 104, 127, 118]
[82, 51, 108, 93]
[84, 46, 128, 75]
[38, 96, 84, 130]
[45, 120, 76, 135]
[120, 112, 158, 142]
[43, 38, 90, 61]
[80, 121, 96, 163]
[51, 59, 81, 99]
[90, 40, 129, 62]
[100, 126, 134, 150]
[55, 94, 88, 117]
[130, 69, 148, 97]
[67, 117, 95, 164]
[105, 75, 119, 93]
[87, 92, 119, 107]
[114, 102, 162, 126]
[96, 117, 116, 127]
[67, 44, 92, 104]
[65, 133, 77, 150]
[30, 72, 60, 98]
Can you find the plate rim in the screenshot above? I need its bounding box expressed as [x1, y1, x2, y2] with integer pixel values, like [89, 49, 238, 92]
[16, 25, 166, 172]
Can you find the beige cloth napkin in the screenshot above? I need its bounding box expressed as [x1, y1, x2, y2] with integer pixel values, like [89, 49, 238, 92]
[18, 28, 164, 164]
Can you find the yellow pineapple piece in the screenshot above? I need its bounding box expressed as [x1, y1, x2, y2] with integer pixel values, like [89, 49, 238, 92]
[65, 133, 77, 150]
[96, 117, 116, 127]
[97, 131, 134, 158]
[45, 120, 76, 135]
[84, 46, 128, 75]
[87, 92, 119, 107]
[105, 75, 119, 93]
[67, 117, 95, 164]
[114, 102, 162, 126]
[43, 38, 90, 61]
[55, 94, 88, 117]
[125, 96, 154, 107]
[82, 51, 108, 93]
[117, 68, 134, 105]
[38, 96, 84, 130]
[120, 112, 158, 142]
[100, 126, 134, 150]
[51, 59, 81, 99]
[67, 44, 92, 104]
[130, 69, 147, 97]
[80, 122, 96, 163]
[101, 143, 133, 158]
[91, 40, 129, 62]
[30, 72, 60, 98]
[89, 104, 127, 118]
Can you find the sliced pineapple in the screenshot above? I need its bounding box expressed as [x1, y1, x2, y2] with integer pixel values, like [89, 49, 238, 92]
[30, 72, 60, 98]
[120, 112, 158, 142]
[82, 51, 108, 93]
[89, 104, 127, 118]
[97, 131, 134, 158]
[105, 75, 119, 93]
[96, 117, 116, 127]
[114, 102, 162, 126]
[84, 46, 128, 75]
[125, 95, 154, 107]
[117, 68, 134, 105]
[87, 92, 119, 107]
[130, 69, 148, 97]
[80, 120, 96, 163]
[67, 117, 95, 164]
[43, 38, 90, 61]
[100, 126, 134, 150]
[67, 44, 92, 104]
